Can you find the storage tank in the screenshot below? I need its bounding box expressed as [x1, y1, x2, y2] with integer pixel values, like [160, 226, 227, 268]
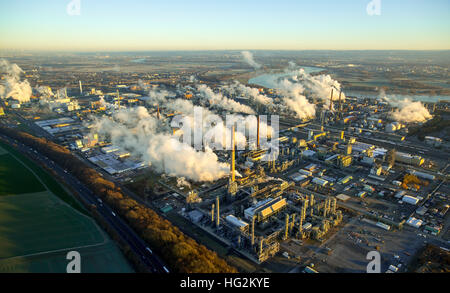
[376, 222, 391, 231]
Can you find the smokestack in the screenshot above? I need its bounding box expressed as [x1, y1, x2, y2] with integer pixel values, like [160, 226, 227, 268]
[157, 105, 160, 120]
[79, 81, 83, 95]
[211, 204, 215, 223]
[299, 210, 303, 235]
[338, 90, 342, 117]
[257, 116, 260, 149]
[251, 216, 255, 246]
[284, 214, 289, 240]
[117, 90, 120, 107]
[216, 196, 220, 227]
[231, 125, 236, 182]
[320, 111, 325, 131]
[329, 88, 334, 111]
[65, 88, 68, 99]
[259, 238, 263, 255]
[303, 202, 307, 220]
[291, 213, 296, 231]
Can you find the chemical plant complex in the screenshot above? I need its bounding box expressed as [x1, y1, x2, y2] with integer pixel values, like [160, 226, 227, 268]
[0, 54, 449, 274]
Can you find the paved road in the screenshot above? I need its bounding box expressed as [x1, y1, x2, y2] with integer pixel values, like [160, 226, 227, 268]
[0, 135, 170, 273]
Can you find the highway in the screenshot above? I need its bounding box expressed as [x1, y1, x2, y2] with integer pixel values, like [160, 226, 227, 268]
[0, 134, 170, 274]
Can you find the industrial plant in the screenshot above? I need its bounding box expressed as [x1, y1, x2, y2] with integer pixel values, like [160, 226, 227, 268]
[1, 54, 449, 274]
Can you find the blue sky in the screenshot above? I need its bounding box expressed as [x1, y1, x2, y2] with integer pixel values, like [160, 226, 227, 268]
[0, 0, 449, 51]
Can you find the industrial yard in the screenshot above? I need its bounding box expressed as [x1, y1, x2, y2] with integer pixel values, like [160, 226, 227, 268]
[0, 50, 449, 274]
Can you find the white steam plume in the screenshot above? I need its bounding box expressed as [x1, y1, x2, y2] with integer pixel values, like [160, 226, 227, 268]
[380, 90, 432, 123]
[197, 84, 256, 114]
[226, 82, 273, 106]
[177, 177, 191, 189]
[276, 76, 316, 119]
[241, 51, 262, 70]
[288, 66, 346, 108]
[91, 106, 230, 182]
[0, 59, 32, 103]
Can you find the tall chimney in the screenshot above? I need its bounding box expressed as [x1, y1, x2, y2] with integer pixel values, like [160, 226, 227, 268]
[257, 116, 260, 149]
[157, 105, 160, 120]
[251, 216, 255, 246]
[338, 90, 342, 117]
[284, 214, 289, 240]
[79, 81, 83, 95]
[231, 125, 236, 182]
[299, 210, 303, 235]
[329, 88, 334, 111]
[216, 196, 220, 227]
[211, 204, 215, 223]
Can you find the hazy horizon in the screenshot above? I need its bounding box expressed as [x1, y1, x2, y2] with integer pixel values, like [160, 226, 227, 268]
[1, 0, 449, 51]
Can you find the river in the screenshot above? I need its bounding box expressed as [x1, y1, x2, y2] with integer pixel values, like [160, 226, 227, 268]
[248, 68, 450, 103]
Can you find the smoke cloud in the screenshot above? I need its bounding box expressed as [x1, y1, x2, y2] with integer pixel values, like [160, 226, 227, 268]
[226, 82, 273, 106]
[287, 66, 346, 108]
[197, 84, 255, 114]
[272, 74, 316, 119]
[380, 90, 432, 123]
[0, 59, 32, 103]
[241, 51, 262, 70]
[91, 106, 231, 182]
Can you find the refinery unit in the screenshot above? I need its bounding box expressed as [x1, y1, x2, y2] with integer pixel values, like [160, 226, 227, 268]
[179, 126, 345, 263]
[1, 66, 449, 273]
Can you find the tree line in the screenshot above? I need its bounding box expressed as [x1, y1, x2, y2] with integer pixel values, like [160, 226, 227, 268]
[0, 126, 237, 273]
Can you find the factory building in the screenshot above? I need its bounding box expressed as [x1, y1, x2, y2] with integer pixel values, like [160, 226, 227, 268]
[425, 136, 442, 148]
[35, 117, 83, 136]
[402, 195, 420, 205]
[244, 197, 287, 222]
[339, 176, 353, 185]
[407, 170, 436, 181]
[406, 217, 423, 228]
[396, 152, 424, 167]
[312, 177, 328, 187]
[225, 215, 249, 232]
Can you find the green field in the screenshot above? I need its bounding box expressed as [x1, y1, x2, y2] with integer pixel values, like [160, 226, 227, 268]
[0, 145, 7, 155]
[0, 154, 46, 196]
[0, 241, 132, 273]
[0, 192, 105, 258]
[0, 141, 86, 214]
[0, 141, 134, 273]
